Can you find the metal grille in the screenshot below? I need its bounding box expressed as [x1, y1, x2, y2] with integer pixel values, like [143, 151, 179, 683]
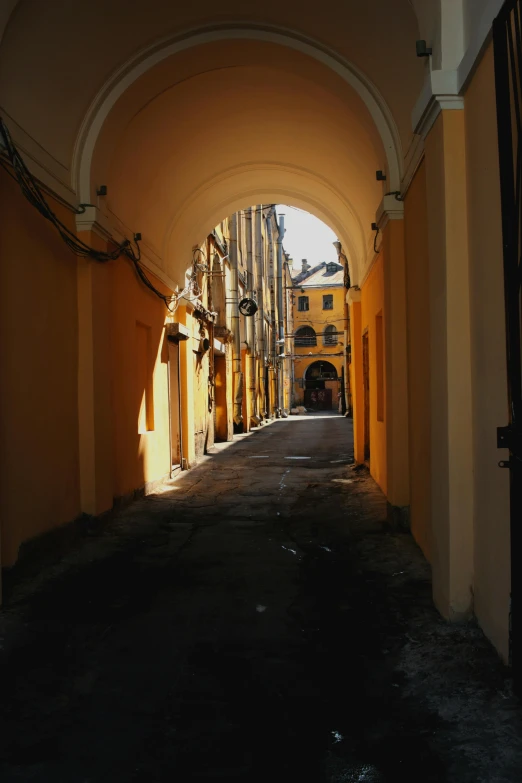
[494, 0, 522, 691]
[295, 327, 317, 346]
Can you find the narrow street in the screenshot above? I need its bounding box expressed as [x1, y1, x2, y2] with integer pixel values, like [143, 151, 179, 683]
[0, 413, 521, 782]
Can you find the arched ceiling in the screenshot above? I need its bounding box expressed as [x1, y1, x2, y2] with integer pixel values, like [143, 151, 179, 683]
[95, 40, 385, 285]
[0, 0, 429, 286]
[0, 0, 422, 154]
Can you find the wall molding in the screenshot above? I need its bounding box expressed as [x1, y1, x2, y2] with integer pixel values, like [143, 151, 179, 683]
[411, 0, 503, 139]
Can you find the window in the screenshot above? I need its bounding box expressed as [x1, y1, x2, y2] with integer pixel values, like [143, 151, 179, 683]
[323, 294, 333, 310]
[298, 295, 309, 311]
[326, 262, 338, 274]
[323, 325, 338, 345]
[295, 326, 317, 347]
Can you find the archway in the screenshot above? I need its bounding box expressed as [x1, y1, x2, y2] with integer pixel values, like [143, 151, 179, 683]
[303, 360, 339, 410]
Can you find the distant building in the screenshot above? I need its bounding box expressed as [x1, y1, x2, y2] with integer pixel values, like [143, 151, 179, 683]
[291, 260, 346, 411]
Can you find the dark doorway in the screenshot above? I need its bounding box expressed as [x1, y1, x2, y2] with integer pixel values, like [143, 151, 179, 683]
[304, 360, 338, 410]
[304, 388, 333, 410]
[214, 354, 228, 441]
[362, 331, 370, 461]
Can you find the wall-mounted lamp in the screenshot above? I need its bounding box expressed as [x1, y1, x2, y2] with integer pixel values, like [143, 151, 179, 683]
[376, 170, 387, 181]
[96, 185, 108, 196]
[371, 222, 378, 232]
[416, 40, 432, 57]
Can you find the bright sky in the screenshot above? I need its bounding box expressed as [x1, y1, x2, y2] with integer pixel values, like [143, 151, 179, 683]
[276, 205, 338, 268]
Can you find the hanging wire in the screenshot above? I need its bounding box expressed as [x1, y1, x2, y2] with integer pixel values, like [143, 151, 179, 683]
[0, 116, 208, 313]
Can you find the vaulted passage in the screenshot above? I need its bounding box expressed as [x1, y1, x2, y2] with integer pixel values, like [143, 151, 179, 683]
[1, 414, 521, 782]
[1, 0, 522, 768]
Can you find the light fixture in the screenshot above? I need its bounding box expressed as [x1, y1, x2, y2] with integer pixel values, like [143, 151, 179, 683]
[96, 185, 107, 196]
[376, 170, 386, 181]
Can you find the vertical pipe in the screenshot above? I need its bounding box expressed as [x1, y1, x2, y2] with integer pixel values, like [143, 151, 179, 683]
[245, 208, 258, 424]
[255, 206, 266, 417]
[229, 213, 243, 432]
[277, 213, 287, 416]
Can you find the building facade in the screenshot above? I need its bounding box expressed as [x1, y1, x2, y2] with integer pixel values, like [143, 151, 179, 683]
[291, 260, 347, 411]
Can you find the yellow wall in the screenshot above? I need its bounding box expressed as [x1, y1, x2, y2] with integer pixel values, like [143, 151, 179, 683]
[361, 254, 387, 494]
[404, 160, 431, 560]
[110, 255, 172, 498]
[465, 42, 510, 661]
[349, 295, 364, 463]
[293, 282, 345, 406]
[425, 109, 474, 621]
[0, 168, 81, 565]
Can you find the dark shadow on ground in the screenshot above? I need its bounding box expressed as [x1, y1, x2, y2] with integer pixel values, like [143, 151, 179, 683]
[0, 415, 521, 782]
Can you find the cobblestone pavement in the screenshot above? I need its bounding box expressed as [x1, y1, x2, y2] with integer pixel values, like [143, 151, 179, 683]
[1, 413, 522, 782]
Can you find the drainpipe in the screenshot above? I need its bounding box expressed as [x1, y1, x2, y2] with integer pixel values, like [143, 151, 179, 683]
[229, 213, 243, 432]
[266, 209, 277, 417]
[255, 205, 266, 418]
[333, 240, 351, 416]
[245, 208, 260, 426]
[283, 258, 295, 410]
[277, 212, 287, 417]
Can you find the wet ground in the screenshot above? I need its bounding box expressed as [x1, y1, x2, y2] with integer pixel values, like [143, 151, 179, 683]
[1, 413, 522, 782]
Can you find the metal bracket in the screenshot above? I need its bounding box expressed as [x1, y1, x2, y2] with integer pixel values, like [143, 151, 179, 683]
[497, 425, 522, 452]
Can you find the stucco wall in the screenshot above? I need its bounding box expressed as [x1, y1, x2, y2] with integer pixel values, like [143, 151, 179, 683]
[110, 256, 171, 498]
[465, 41, 511, 662]
[0, 168, 81, 565]
[404, 160, 431, 560]
[361, 254, 387, 494]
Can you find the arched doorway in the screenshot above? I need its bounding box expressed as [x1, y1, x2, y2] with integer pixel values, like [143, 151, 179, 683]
[303, 360, 338, 410]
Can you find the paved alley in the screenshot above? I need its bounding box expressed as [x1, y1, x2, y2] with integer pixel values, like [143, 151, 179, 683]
[0, 413, 522, 782]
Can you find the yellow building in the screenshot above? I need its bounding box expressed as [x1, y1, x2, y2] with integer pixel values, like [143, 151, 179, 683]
[291, 261, 347, 411]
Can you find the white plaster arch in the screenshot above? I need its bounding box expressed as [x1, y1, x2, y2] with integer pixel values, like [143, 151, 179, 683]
[73, 22, 404, 203]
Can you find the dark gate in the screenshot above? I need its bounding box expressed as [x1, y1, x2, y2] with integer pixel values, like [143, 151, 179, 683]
[304, 388, 332, 410]
[494, 0, 522, 691]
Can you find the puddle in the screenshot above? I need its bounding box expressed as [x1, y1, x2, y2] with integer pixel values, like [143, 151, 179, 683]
[285, 456, 311, 460]
[247, 456, 270, 459]
[332, 479, 354, 484]
[282, 546, 297, 555]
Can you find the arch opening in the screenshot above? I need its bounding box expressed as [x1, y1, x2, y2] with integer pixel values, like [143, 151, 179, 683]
[73, 35, 406, 288]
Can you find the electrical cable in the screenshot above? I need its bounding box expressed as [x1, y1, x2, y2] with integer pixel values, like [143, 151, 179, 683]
[0, 116, 208, 312]
[373, 225, 382, 254]
[385, 190, 404, 201]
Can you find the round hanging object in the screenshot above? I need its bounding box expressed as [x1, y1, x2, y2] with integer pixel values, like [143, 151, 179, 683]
[239, 297, 258, 316]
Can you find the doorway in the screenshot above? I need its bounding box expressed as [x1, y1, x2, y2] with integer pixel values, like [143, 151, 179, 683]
[168, 339, 183, 471]
[362, 331, 370, 461]
[214, 354, 228, 441]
